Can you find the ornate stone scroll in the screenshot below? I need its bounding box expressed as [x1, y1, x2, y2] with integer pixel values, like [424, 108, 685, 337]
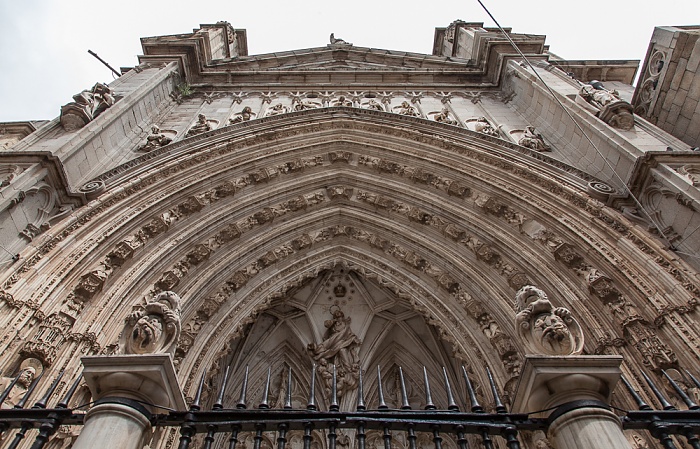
[120, 291, 181, 355]
[60, 82, 115, 131]
[577, 81, 634, 130]
[514, 285, 583, 356]
[307, 309, 361, 398]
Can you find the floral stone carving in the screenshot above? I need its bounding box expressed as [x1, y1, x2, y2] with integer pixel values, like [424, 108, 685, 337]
[120, 291, 181, 355]
[514, 285, 583, 356]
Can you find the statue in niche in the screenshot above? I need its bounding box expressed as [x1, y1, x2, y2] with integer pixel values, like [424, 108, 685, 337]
[331, 96, 354, 107]
[577, 81, 634, 130]
[514, 285, 583, 356]
[430, 107, 458, 126]
[137, 125, 172, 152]
[186, 114, 212, 137]
[121, 291, 181, 355]
[361, 99, 384, 111]
[307, 309, 361, 397]
[293, 98, 322, 111]
[518, 126, 550, 151]
[392, 101, 420, 117]
[0, 358, 42, 409]
[229, 106, 256, 124]
[60, 82, 115, 131]
[473, 117, 500, 137]
[265, 103, 290, 117]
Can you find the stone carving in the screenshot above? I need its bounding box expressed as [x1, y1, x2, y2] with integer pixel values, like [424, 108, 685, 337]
[472, 117, 500, 137]
[677, 165, 700, 187]
[60, 82, 115, 131]
[307, 309, 360, 397]
[331, 96, 354, 107]
[517, 126, 550, 151]
[293, 98, 322, 111]
[578, 81, 634, 130]
[515, 286, 583, 356]
[228, 106, 256, 124]
[0, 358, 42, 409]
[392, 101, 420, 117]
[121, 291, 181, 355]
[361, 99, 384, 111]
[265, 103, 290, 117]
[430, 108, 459, 126]
[329, 33, 351, 45]
[186, 114, 213, 137]
[137, 125, 173, 152]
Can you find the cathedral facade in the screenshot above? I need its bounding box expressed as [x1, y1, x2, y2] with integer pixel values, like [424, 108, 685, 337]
[0, 21, 699, 449]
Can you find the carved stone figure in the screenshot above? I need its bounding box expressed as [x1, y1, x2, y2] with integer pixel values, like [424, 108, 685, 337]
[186, 114, 212, 137]
[514, 285, 583, 356]
[392, 101, 419, 117]
[265, 103, 290, 117]
[518, 126, 550, 151]
[330, 33, 351, 45]
[137, 125, 172, 152]
[60, 82, 115, 131]
[229, 106, 256, 124]
[307, 309, 361, 397]
[331, 96, 354, 107]
[0, 358, 42, 409]
[431, 107, 458, 126]
[473, 117, 499, 137]
[578, 81, 635, 130]
[362, 99, 384, 111]
[120, 291, 181, 355]
[293, 98, 322, 111]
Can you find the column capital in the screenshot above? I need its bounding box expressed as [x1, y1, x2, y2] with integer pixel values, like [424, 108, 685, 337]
[511, 355, 623, 417]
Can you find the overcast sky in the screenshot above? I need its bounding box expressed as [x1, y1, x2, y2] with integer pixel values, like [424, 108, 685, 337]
[1, 0, 698, 122]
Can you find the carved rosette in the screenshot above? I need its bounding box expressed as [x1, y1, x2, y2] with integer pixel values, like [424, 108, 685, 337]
[514, 285, 583, 356]
[120, 291, 181, 355]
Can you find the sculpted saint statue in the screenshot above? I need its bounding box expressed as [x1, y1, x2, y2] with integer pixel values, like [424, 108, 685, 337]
[265, 103, 290, 117]
[137, 125, 172, 152]
[473, 117, 500, 137]
[514, 285, 583, 356]
[186, 114, 212, 137]
[361, 99, 384, 111]
[393, 101, 420, 117]
[307, 309, 361, 397]
[518, 126, 550, 151]
[60, 82, 116, 131]
[0, 358, 43, 409]
[229, 106, 256, 124]
[577, 81, 635, 130]
[431, 108, 458, 126]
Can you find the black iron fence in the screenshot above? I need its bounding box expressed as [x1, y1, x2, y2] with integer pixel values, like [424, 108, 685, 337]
[2, 363, 700, 449]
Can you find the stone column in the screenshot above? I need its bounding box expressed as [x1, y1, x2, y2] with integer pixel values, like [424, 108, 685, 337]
[512, 355, 632, 449]
[72, 354, 186, 449]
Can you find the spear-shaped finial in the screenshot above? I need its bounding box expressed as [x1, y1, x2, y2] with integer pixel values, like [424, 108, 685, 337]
[34, 370, 65, 409]
[620, 375, 651, 410]
[423, 366, 435, 410]
[377, 366, 388, 410]
[485, 366, 506, 414]
[191, 369, 207, 411]
[443, 367, 459, 411]
[236, 366, 249, 409]
[213, 365, 231, 410]
[356, 368, 366, 411]
[284, 366, 293, 409]
[398, 367, 411, 410]
[642, 371, 675, 410]
[461, 366, 483, 413]
[307, 363, 317, 410]
[259, 367, 271, 409]
[662, 370, 699, 410]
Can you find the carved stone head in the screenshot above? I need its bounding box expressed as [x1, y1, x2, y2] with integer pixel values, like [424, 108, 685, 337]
[514, 285, 583, 356]
[121, 291, 181, 355]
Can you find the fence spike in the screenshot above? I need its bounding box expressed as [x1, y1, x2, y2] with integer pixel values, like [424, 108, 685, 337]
[662, 370, 699, 410]
[236, 366, 249, 409]
[485, 366, 506, 414]
[356, 368, 366, 411]
[443, 367, 459, 411]
[307, 363, 317, 410]
[213, 365, 231, 410]
[398, 367, 410, 410]
[620, 375, 652, 410]
[329, 364, 339, 411]
[642, 371, 675, 410]
[34, 370, 64, 409]
[377, 366, 388, 410]
[686, 370, 700, 389]
[259, 367, 271, 409]
[461, 366, 483, 413]
[423, 366, 435, 410]
[57, 373, 82, 409]
[191, 369, 207, 411]
[284, 365, 293, 409]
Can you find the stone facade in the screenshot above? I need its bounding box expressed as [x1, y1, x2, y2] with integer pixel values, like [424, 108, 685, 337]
[0, 20, 698, 449]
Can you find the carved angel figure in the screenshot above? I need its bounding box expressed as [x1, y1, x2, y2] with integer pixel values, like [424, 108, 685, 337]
[121, 291, 181, 355]
[137, 125, 172, 152]
[229, 106, 256, 124]
[307, 309, 361, 397]
[514, 285, 583, 356]
[186, 114, 212, 137]
[431, 107, 458, 126]
[518, 126, 549, 151]
[393, 101, 420, 117]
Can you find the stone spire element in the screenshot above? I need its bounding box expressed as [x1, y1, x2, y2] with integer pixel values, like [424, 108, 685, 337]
[514, 285, 583, 356]
[120, 291, 181, 355]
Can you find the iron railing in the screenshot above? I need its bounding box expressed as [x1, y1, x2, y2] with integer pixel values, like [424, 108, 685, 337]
[2, 363, 700, 449]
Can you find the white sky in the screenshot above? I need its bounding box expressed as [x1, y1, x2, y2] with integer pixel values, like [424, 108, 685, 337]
[1, 0, 698, 122]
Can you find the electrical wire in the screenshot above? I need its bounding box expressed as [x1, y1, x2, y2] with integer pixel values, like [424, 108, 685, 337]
[475, 0, 681, 252]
